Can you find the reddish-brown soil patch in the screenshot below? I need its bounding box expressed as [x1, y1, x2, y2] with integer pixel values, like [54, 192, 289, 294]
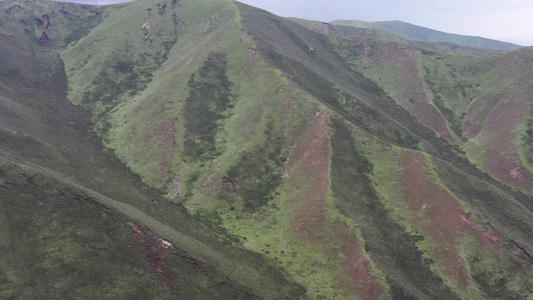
[460, 212, 503, 249]
[127, 221, 172, 286]
[333, 221, 385, 300]
[289, 107, 331, 244]
[400, 150, 470, 287]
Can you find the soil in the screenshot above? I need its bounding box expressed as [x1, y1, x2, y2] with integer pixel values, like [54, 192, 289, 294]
[460, 212, 503, 248]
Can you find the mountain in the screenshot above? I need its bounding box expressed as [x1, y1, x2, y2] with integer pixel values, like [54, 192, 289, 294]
[290, 18, 506, 56]
[1, 0, 533, 299]
[330, 19, 523, 51]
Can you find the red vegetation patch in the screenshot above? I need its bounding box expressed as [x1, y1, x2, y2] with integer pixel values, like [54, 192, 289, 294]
[151, 103, 178, 173]
[127, 221, 173, 286]
[400, 150, 470, 287]
[333, 221, 385, 300]
[127, 221, 150, 242]
[287, 108, 385, 298]
[487, 152, 533, 189]
[289, 107, 331, 244]
[147, 243, 171, 285]
[219, 176, 236, 189]
[413, 102, 452, 140]
[75, 195, 110, 211]
[467, 97, 533, 189]
[353, 38, 452, 140]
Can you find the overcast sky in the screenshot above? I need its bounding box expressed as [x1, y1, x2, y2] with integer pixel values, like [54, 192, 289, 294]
[237, 0, 533, 46]
[66, 0, 532, 46]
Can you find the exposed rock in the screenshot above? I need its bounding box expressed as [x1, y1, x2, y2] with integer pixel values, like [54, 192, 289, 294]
[159, 4, 167, 15]
[9, 5, 22, 12]
[42, 14, 50, 29]
[34, 17, 44, 27]
[220, 176, 236, 189]
[39, 31, 49, 44]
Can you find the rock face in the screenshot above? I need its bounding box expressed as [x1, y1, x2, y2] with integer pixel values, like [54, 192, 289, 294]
[9, 5, 22, 12]
[42, 14, 50, 28]
[39, 31, 49, 43]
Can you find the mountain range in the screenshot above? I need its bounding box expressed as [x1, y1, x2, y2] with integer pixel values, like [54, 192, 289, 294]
[1, 0, 533, 299]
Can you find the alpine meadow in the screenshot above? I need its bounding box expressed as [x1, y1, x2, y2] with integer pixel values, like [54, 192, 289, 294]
[1, 0, 533, 299]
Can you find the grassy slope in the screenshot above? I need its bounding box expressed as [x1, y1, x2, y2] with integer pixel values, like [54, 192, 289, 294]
[0, 0, 306, 298]
[236, 3, 533, 299]
[3, 0, 533, 299]
[331, 20, 522, 51]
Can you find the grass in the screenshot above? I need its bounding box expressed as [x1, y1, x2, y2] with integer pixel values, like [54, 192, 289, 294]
[2, 0, 533, 298]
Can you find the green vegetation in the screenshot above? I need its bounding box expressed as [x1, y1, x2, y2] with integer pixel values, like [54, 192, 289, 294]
[183, 52, 233, 160]
[2, 0, 533, 298]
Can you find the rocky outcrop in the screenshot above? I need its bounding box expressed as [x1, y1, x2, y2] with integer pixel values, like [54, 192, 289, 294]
[39, 31, 49, 44]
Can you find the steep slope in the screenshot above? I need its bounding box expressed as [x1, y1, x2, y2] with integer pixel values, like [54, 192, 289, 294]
[0, 0, 305, 298]
[331, 19, 523, 51]
[2, 0, 533, 299]
[235, 3, 533, 299]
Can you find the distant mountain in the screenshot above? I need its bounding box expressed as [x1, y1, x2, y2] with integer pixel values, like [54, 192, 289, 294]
[291, 18, 505, 56]
[331, 19, 523, 51]
[2, 0, 533, 299]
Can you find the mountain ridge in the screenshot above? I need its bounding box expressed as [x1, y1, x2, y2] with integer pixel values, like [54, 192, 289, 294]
[330, 19, 523, 51]
[1, 0, 533, 299]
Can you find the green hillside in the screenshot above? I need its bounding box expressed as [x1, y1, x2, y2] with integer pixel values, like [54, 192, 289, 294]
[1, 0, 533, 299]
[331, 19, 523, 51]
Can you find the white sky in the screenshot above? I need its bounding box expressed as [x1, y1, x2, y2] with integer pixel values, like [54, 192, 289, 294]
[64, 0, 532, 46]
[237, 0, 533, 46]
